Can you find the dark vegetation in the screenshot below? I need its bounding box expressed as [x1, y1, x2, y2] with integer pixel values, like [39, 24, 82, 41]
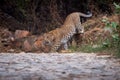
[0, 0, 117, 33]
[0, 0, 120, 57]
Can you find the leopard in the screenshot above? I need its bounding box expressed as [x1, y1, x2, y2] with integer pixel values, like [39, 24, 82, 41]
[37, 12, 92, 52]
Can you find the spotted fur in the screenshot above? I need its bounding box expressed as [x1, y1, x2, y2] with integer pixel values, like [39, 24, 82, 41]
[42, 12, 92, 52]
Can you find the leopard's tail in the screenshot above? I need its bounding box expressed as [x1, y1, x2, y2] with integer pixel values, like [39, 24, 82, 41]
[79, 12, 92, 17]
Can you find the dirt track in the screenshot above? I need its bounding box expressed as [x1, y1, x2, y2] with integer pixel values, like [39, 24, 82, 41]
[0, 53, 120, 80]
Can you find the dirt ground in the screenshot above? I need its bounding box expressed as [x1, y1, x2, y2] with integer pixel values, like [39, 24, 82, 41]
[0, 53, 120, 80]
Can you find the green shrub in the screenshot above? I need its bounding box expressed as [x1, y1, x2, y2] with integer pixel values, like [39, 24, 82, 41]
[102, 3, 120, 57]
[114, 3, 120, 14]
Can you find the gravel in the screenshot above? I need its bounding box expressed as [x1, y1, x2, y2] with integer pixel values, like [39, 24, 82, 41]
[0, 52, 120, 80]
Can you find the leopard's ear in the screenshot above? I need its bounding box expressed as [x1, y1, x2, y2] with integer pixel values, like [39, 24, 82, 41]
[47, 34, 55, 41]
[51, 35, 55, 41]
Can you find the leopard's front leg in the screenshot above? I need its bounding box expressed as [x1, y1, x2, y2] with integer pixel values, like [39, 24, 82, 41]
[63, 43, 68, 50]
[50, 42, 61, 52]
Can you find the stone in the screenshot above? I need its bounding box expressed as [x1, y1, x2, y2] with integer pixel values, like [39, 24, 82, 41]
[0, 68, 6, 72]
[0, 76, 22, 80]
[15, 30, 30, 39]
[23, 40, 32, 52]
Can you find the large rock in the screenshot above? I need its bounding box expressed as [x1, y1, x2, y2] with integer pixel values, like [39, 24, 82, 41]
[14, 30, 31, 39]
[17, 35, 51, 52]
